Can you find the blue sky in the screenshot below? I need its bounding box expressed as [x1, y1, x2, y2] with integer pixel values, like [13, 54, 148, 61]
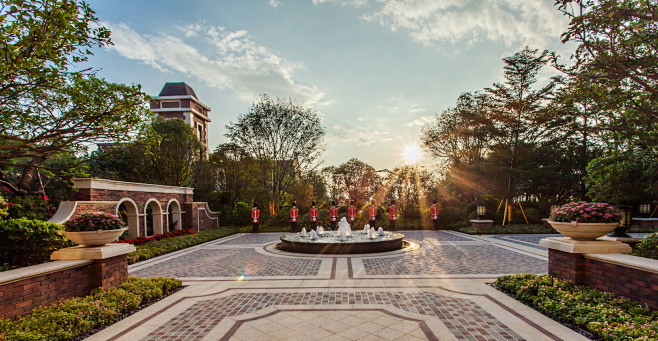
[87, 0, 571, 170]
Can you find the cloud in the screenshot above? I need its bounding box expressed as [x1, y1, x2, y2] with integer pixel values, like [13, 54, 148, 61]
[269, 0, 281, 7]
[406, 115, 433, 126]
[103, 22, 327, 106]
[314, 0, 568, 49]
[332, 124, 394, 145]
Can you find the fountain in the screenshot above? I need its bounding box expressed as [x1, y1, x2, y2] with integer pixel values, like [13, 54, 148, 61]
[279, 217, 405, 254]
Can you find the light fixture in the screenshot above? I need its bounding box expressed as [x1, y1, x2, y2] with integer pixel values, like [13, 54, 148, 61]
[609, 205, 633, 238]
[639, 204, 651, 216]
[476, 204, 486, 220]
[550, 204, 560, 214]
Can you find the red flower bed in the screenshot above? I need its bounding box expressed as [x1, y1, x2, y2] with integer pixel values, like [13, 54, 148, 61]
[118, 229, 194, 245]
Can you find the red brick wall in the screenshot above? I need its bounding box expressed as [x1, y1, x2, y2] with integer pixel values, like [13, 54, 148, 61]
[582, 257, 658, 310]
[0, 254, 131, 320]
[0, 264, 91, 319]
[548, 249, 586, 284]
[547, 250, 658, 310]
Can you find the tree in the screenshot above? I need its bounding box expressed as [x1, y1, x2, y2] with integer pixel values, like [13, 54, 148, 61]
[225, 95, 325, 211]
[554, 0, 658, 148]
[0, 0, 150, 194]
[384, 166, 437, 218]
[324, 158, 381, 204]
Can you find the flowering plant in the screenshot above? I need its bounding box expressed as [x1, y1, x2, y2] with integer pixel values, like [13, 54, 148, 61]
[63, 212, 125, 231]
[549, 202, 621, 223]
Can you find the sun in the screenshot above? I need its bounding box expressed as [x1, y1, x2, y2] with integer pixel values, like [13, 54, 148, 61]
[402, 144, 423, 164]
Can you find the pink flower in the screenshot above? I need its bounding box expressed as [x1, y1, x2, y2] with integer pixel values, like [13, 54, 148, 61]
[583, 214, 591, 218]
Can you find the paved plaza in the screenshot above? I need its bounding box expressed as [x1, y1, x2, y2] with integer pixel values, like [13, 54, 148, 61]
[89, 231, 589, 341]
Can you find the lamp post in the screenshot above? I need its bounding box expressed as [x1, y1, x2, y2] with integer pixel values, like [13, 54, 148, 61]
[639, 204, 651, 218]
[476, 203, 487, 220]
[608, 205, 633, 238]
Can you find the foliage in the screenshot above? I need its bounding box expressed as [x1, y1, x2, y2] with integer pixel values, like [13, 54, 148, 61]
[0, 218, 73, 268]
[127, 227, 237, 264]
[383, 166, 437, 218]
[586, 147, 658, 204]
[493, 274, 658, 341]
[549, 202, 620, 223]
[63, 212, 124, 232]
[632, 232, 658, 260]
[118, 228, 194, 245]
[0, 277, 182, 340]
[225, 95, 325, 211]
[0, 194, 8, 219]
[322, 158, 381, 205]
[459, 224, 556, 235]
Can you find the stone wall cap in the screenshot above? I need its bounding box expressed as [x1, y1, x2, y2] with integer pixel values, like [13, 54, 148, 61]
[469, 219, 494, 223]
[585, 253, 658, 274]
[73, 178, 193, 195]
[539, 237, 632, 254]
[632, 218, 658, 221]
[0, 260, 93, 286]
[50, 243, 136, 260]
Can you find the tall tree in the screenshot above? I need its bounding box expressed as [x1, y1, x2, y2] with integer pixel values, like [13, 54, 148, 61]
[225, 95, 325, 211]
[0, 0, 150, 194]
[324, 158, 381, 204]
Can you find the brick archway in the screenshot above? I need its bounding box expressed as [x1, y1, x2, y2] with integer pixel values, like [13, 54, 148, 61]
[49, 178, 219, 234]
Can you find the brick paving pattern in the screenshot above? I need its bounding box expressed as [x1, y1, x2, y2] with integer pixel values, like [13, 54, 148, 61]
[213, 233, 288, 245]
[362, 245, 546, 275]
[401, 230, 476, 242]
[142, 291, 524, 341]
[131, 248, 321, 278]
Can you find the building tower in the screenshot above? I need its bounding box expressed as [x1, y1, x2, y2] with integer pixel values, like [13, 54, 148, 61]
[150, 82, 211, 155]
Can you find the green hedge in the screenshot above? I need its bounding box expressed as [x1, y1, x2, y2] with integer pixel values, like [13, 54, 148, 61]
[127, 227, 237, 264]
[0, 218, 73, 269]
[632, 232, 658, 260]
[0, 277, 182, 341]
[493, 274, 658, 341]
[459, 224, 556, 234]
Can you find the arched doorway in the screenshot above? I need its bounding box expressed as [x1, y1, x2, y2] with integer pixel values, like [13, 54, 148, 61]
[144, 199, 163, 236]
[167, 199, 182, 232]
[116, 199, 140, 239]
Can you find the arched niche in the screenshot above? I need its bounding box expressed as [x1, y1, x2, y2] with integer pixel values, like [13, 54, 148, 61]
[167, 199, 182, 232]
[116, 198, 140, 239]
[144, 199, 163, 236]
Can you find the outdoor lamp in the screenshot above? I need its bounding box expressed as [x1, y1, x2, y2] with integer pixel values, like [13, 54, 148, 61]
[549, 204, 560, 214]
[476, 204, 486, 220]
[609, 205, 633, 238]
[639, 204, 651, 217]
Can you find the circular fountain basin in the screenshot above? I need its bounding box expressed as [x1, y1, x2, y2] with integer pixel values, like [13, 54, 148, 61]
[279, 231, 405, 254]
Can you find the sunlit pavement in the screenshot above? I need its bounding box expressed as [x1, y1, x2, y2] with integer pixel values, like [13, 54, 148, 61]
[88, 231, 589, 341]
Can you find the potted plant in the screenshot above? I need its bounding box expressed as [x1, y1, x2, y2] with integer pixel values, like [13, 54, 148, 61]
[548, 202, 621, 240]
[60, 212, 128, 247]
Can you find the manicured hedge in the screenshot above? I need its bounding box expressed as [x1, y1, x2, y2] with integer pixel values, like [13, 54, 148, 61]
[632, 232, 658, 260]
[0, 277, 182, 341]
[0, 218, 73, 269]
[493, 274, 658, 341]
[127, 227, 237, 264]
[459, 224, 556, 234]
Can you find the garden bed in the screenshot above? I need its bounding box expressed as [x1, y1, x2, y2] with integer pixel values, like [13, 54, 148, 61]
[0, 277, 182, 341]
[493, 274, 658, 340]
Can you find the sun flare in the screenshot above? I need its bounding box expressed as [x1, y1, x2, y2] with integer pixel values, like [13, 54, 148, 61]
[402, 144, 423, 164]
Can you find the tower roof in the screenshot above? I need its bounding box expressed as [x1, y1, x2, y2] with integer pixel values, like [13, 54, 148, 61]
[158, 82, 198, 99]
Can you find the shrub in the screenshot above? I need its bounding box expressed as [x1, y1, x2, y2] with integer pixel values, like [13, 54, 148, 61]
[63, 212, 125, 231]
[0, 277, 182, 341]
[0, 218, 73, 267]
[550, 202, 621, 223]
[632, 232, 658, 260]
[493, 274, 658, 341]
[118, 228, 194, 245]
[127, 227, 237, 264]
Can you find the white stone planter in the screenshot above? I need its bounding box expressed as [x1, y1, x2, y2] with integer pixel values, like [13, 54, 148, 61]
[548, 220, 619, 241]
[58, 227, 128, 247]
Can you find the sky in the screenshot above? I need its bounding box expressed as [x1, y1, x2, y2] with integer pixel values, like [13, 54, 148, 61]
[87, 0, 572, 171]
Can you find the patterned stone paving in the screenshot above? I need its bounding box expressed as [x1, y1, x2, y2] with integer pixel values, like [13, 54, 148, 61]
[362, 245, 546, 275]
[401, 230, 477, 242]
[214, 233, 288, 245]
[131, 248, 321, 278]
[488, 234, 560, 250]
[229, 310, 430, 341]
[142, 291, 524, 341]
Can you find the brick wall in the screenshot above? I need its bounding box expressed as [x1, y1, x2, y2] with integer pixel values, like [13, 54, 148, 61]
[582, 257, 658, 310]
[547, 250, 658, 310]
[0, 263, 91, 319]
[0, 254, 131, 320]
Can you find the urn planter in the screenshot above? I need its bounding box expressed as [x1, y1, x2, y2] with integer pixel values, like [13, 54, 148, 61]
[59, 227, 128, 247]
[548, 220, 619, 241]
